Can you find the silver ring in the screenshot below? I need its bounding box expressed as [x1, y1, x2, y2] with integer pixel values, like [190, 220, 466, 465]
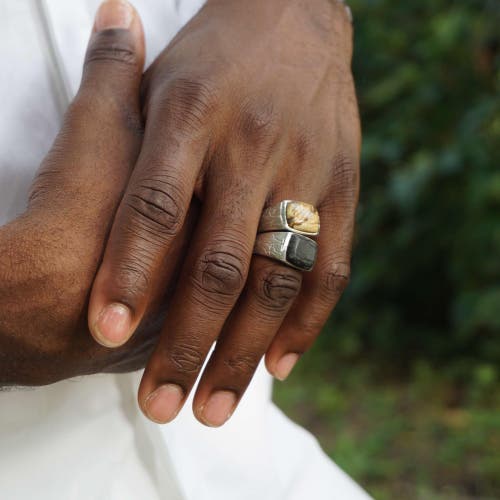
[258, 200, 320, 237]
[253, 232, 318, 272]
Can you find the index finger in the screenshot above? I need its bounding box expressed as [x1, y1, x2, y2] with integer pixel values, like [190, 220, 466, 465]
[88, 81, 212, 347]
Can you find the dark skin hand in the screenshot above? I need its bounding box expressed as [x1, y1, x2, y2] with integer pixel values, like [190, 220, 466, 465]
[88, 0, 361, 426]
[0, 3, 193, 386]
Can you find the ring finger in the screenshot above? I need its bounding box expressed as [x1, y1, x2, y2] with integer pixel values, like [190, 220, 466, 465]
[192, 255, 303, 426]
[192, 195, 321, 425]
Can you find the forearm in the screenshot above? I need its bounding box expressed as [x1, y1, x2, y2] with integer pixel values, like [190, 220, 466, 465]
[0, 220, 47, 385]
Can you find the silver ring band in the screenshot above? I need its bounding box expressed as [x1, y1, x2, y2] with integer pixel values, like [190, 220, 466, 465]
[253, 232, 318, 272]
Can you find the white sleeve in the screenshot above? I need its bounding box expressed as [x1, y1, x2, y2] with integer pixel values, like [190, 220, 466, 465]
[176, 0, 207, 25]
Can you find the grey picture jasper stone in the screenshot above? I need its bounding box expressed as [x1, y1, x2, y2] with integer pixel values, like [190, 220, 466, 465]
[286, 234, 318, 271]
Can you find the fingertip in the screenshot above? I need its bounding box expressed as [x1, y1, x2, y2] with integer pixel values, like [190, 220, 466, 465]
[94, 0, 134, 31]
[274, 353, 299, 381]
[195, 390, 237, 428]
[141, 384, 184, 424]
[90, 302, 133, 348]
[264, 350, 278, 378]
[92, 0, 145, 69]
[265, 343, 300, 381]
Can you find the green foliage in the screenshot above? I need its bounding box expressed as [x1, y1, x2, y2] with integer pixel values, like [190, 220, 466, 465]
[330, 0, 500, 373]
[275, 1, 499, 498]
[275, 358, 500, 499]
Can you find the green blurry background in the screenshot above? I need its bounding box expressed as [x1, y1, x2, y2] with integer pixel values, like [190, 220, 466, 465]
[274, 1, 500, 498]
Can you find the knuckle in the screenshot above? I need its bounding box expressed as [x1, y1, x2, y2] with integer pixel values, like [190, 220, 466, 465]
[113, 260, 152, 304]
[193, 245, 248, 299]
[322, 152, 359, 211]
[254, 265, 302, 313]
[85, 30, 138, 67]
[223, 352, 260, 377]
[167, 342, 204, 374]
[300, 319, 325, 341]
[237, 102, 280, 151]
[331, 152, 359, 191]
[294, 132, 313, 165]
[323, 262, 351, 298]
[154, 76, 217, 133]
[290, 314, 326, 344]
[125, 178, 185, 237]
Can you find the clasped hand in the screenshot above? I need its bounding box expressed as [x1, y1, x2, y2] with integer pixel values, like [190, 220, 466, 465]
[0, 0, 360, 427]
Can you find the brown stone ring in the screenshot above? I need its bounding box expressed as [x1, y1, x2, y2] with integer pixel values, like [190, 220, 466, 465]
[254, 201, 320, 271]
[257, 200, 320, 237]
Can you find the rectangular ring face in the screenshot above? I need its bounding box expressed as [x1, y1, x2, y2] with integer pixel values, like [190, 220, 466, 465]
[285, 201, 320, 235]
[286, 233, 317, 271]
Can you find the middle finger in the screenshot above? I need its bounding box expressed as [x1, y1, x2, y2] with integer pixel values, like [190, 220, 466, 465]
[138, 164, 269, 423]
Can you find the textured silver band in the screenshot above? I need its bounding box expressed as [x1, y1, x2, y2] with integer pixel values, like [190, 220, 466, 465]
[253, 232, 318, 272]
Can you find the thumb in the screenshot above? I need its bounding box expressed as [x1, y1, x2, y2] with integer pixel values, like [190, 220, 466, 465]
[29, 0, 145, 217]
[81, 0, 145, 102]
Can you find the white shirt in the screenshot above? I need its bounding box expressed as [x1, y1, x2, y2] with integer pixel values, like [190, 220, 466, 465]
[0, 2, 370, 499]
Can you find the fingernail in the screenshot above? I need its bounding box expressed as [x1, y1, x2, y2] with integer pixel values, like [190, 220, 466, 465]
[344, 5, 353, 23]
[144, 384, 184, 424]
[93, 303, 132, 347]
[199, 391, 237, 427]
[274, 353, 299, 381]
[95, 0, 133, 31]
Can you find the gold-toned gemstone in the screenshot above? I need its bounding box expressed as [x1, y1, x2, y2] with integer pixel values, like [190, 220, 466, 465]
[286, 201, 320, 234]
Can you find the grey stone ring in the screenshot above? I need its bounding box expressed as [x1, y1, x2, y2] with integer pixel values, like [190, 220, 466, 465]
[253, 232, 318, 272]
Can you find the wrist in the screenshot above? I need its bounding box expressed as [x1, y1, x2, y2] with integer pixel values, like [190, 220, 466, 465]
[0, 217, 88, 385]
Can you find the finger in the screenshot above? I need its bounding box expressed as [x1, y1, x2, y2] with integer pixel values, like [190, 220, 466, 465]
[87, 74, 213, 348]
[28, 0, 145, 221]
[192, 256, 302, 426]
[266, 154, 360, 380]
[137, 169, 271, 424]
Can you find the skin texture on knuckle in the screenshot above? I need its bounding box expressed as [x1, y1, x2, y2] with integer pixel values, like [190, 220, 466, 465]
[191, 244, 248, 302]
[111, 259, 152, 306]
[125, 179, 185, 237]
[167, 342, 205, 375]
[321, 151, 359, 211]
[222, 351, 261, 379]
[235, 102, 281, 164]
[287, 313, 326, 347]
[254, 266, 302, 313]
[293, 131, 314, 166]
[323, 261, 351, 298]
[332, 152, 358, 189]
[151, 76, 217, 135]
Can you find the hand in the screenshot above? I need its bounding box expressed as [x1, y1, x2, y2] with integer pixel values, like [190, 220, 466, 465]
[0, 1, 192, 386]
[88, 0, 361, 426]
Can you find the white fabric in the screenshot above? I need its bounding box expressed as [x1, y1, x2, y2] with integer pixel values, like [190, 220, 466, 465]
[0, 1, 371, 499]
